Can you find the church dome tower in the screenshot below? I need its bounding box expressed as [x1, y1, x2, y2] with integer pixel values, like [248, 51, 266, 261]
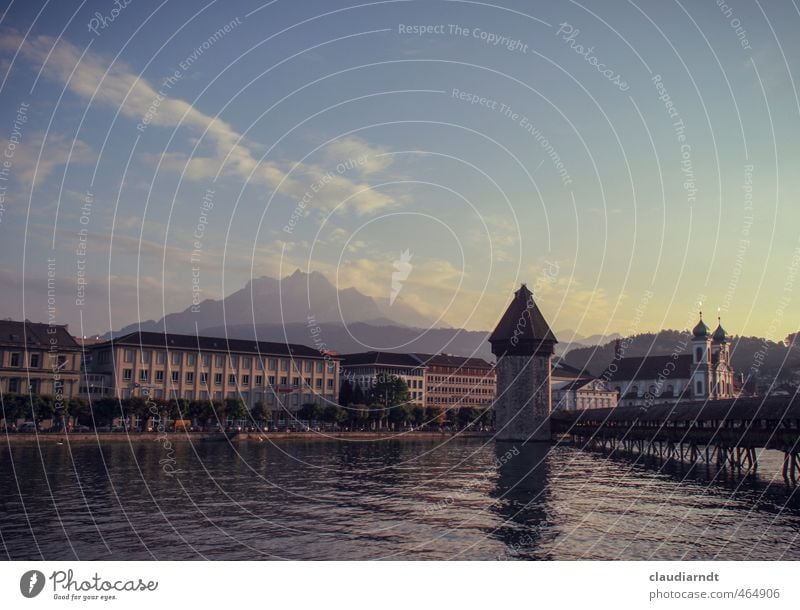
[710, 316, 733, 398]
[691, 311, 712, 399]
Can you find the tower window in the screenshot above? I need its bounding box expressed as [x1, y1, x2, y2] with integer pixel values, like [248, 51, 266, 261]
[696, 381, 703, 395]
[695, 347, 703, 362]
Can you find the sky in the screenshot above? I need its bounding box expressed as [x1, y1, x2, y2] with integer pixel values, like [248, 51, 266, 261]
[0, 0, 798, 344]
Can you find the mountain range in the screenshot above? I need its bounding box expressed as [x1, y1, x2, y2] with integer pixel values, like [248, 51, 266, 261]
[108, 270, 621, 360]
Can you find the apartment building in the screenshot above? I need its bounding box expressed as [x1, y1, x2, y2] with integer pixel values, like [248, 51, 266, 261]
[0, 320, 82, 398]
[82, 331, 340, 412]
[411, 353, 495, 411]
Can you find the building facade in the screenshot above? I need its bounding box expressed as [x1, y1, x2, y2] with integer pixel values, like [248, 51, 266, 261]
[411, 353, 495, 410]
[603, 314, 736, 408]
[82, 332, 340, 414]
[0, 320, 81, 399]
[340, 352, 426, 405]
[552, 378, 618, 411]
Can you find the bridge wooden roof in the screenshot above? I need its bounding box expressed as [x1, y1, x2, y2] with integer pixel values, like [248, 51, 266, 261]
[552, 394, 800, 423]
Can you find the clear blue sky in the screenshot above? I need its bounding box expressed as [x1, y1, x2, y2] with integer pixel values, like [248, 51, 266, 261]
[0, 0, 798, 341]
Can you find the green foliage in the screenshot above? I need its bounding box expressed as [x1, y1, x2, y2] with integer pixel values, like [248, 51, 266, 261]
[352, 382, 365, 405]
[456, 406, 481, 428]
[338, 379, 353, 406]
[322, 404, 346, 423]
[388, 402, 413, 425]
[225, 397, 247, 420]
[298, 402, 323, 422]
[370, 375, 411, 408]
[251, 400, 271, 423]
[67, 397, 92, 424]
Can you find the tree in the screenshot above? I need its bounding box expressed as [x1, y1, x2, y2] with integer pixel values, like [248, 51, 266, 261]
[338, 379, 353, 407]
[202, 399, 224, 430]
[92, 397, 120, 427]
[456, 406, 481, 429]
[124, 397, 150, 430]
[225, 397, 247, 425]
[425, 406, 446, 425]
[388, 402, 413, 427]
[352, 381, 365, 405]
[170, 397, 190, 421]
[366, 375, 411, 428]
[298, 402, 323, 422]
[30, 394, 55, 424]
[322, 404, 343, 424]
[67, 397, 91, 427]
[1, 394, 26, 425]
[251, 400, 272, 427]
[411, 405, 426, 427]
[370, 375, 411, 409]
[187, 400, 209, 427]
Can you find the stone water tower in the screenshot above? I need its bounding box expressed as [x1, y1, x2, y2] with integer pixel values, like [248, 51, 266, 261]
[489, 284, 557, 442]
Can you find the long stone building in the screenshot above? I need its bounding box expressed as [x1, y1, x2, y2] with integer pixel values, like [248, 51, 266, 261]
[82, 331, 340, 413]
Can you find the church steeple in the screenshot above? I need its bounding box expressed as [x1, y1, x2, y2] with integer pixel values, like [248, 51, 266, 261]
[712, 316, 727, 344]
[692, 310, 710, 338]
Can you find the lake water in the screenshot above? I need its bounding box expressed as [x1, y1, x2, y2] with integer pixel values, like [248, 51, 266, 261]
[2, 438, 800, 560]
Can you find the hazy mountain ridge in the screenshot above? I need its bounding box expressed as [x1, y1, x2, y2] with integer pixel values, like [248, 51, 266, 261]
[109, 270, 443, 338]
[561, 330, 800, 382]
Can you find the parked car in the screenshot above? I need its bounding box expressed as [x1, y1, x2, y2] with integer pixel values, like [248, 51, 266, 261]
[18, 422, 38, 433]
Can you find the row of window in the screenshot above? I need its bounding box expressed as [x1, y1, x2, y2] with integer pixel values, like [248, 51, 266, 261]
[4, 378, 65, 393]
[428, 376, 494, 385]
[116, 349, 332, 373]
[121, 388, 335, 406]
[121, 369, 335, 389]
[428, 396, 494, 405]
[2, 352, 69, 368]
[576, 398, 615, 409]
[427, 386, 494, 395]
[428, 367, 493, 376]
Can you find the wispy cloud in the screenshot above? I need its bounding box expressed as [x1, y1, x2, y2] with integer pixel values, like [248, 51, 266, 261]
[0, 28, 397, 216]
[0, 131, 94, 187]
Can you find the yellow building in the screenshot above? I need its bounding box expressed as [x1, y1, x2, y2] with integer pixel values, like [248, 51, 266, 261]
[83, 331, 340, 414]
[0, 320, 82, 399]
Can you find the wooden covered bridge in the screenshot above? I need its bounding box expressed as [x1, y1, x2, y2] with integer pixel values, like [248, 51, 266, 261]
[550, 395, 800, 482]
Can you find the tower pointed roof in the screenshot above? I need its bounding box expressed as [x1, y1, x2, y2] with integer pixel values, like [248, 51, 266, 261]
[489, 284, 557, 355]
[712, 317, 727, 343]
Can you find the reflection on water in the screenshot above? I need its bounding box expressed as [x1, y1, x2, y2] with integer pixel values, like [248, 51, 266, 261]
[491, 442, 550, 560]
[1, 438, 800, 560]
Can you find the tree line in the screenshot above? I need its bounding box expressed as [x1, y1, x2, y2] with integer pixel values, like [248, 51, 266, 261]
[0, 393, 270, 431]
